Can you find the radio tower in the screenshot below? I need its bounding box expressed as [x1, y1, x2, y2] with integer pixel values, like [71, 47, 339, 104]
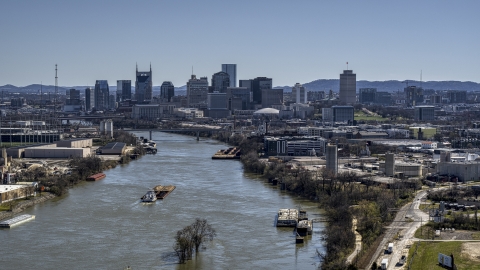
[54, 64, 58, 135]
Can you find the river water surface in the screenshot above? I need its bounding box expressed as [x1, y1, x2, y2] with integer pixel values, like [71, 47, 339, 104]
[1, 132, 325, 269]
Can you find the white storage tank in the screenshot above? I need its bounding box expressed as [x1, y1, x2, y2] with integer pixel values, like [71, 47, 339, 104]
[105, 120, 113, 138]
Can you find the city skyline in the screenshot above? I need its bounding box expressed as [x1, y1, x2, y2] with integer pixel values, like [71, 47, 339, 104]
[1, 1, 479, 87]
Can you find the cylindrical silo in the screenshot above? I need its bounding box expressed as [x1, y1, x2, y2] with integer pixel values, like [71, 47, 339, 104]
[385, 153, 395, 176]
[326, 144, 338, 176]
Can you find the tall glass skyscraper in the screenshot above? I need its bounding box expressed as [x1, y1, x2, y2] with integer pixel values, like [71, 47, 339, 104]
[85, 87, 94, 111]
[94, 80, 109, 110]
[117, 80, 132, 101]
[221, 64, 236, 87]
[135, 64, 152, 103]
[160, 81, 175, 102]
[211, 71, 230, 93]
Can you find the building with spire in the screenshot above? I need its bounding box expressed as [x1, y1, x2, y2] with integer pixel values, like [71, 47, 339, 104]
[135, 64, 153, 103]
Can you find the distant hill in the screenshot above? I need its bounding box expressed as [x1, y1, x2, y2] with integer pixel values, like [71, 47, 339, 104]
[280, 80, 480, 92]
[2, 80, 479, 94]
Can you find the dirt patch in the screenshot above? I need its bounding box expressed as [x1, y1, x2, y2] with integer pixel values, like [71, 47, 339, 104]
[437, 230, 477, 240]
[461, 242, 480, 262]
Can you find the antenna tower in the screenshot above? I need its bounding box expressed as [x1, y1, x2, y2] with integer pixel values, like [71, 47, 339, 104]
[55, 64, 58, 134]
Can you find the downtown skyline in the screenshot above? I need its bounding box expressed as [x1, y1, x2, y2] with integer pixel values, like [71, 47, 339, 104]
[1, 0, 479, 87]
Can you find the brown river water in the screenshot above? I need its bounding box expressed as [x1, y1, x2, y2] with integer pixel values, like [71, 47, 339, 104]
[1, 132, 326, 269]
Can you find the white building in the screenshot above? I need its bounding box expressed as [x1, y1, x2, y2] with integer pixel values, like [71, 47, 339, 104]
[421, 141, 437, 149]
[292, 83, 306, 104]
[174, 108, 204, 119]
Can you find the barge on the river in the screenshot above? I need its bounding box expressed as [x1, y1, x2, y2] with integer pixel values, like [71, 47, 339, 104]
[0, 214, 35, 228]
[212, 147, 241, 159]
[87, 173, 106, 181]
[153, 185, 176, 199]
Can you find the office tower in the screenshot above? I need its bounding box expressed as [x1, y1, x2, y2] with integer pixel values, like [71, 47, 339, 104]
[94, 80, 109, 111]
[322, 106, 354, 123]
[109, 94, 116, 110]
[66, 89, 81, 105]
[135, 64, 153, 103]
[339, 70, 356, 104]
[85, 87, 95, 111]
[414, 106, 435, 121]
[261, 88, 283, 108]
[448, 90, 467, 103]
[292, 83, 306, 104]
[187, 75, 209, 108]
[226, 87, 250, 111]
[239, 79, 253, 102]
[359, 88, 377, 103]
[404, 86, 424, 107]
[160, 81, 175, 102]
[307, 91, 325, 102]
[375, 91, 392, 105]
[252, 77, 272, 104]
[117, 80, 132, 101]
[221, 64, 237, 87]
[207, 92, 227, 109]
[211, 72, 230, 93]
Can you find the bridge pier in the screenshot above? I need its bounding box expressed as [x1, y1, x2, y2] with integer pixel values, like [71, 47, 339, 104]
[196, 131, 199, 141]
[149, 130, 152, 141]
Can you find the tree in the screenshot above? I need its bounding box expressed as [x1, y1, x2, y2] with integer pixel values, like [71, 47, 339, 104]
[173, 219, 216, 264]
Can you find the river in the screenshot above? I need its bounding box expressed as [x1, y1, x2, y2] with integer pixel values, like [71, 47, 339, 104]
[1, 132, 325, 269]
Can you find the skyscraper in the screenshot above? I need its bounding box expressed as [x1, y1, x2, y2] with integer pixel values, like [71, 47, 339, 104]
[339, 70, 356, 104]
[135, 64, 152, 103]
[252, 77, 272, 105]
[94, 80, 109, 110]
[221, 64, 237, 87]
[211, 71, 230, 93]
[85, 87, 94, 111]
[187, 75, 209, 108]
[160, 81, 175, 102]
[117, 80, 132, 101]
[291, 83, 306, 104]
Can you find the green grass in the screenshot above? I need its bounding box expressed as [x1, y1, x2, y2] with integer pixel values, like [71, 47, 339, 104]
[472, 232, 480, 240]
[354, 111, 388, 122]
[407, 241, 480, 270]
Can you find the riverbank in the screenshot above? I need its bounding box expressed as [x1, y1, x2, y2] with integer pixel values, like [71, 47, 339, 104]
[0, 193, 56, 221]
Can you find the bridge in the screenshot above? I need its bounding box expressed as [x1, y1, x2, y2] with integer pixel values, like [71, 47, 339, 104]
[126, 128, 224, 141]
[58, 115, 125, 121]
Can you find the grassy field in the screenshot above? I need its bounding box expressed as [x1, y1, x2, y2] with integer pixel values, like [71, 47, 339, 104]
[354, 111, 389, 122]
[407, 241, 480, 270]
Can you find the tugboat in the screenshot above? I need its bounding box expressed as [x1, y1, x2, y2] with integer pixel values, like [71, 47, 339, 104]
[141, 190, 157, 203]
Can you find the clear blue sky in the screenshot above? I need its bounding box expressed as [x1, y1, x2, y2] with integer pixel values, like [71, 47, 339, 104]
[1, 0, 478, 87]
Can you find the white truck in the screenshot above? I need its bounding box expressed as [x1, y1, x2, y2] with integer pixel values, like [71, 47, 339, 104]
[381, 258, 389, 270]
[387, 242, 394, 253]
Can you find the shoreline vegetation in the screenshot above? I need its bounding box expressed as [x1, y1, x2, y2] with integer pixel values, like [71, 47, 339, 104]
[203, 131, 419, 270]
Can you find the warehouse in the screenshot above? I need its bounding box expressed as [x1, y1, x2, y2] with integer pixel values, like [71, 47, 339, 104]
[24, 146, 90, 158]
[97, 142, 126, 155]
[55, 138, 92, 148]
[0, 185, 34, 203]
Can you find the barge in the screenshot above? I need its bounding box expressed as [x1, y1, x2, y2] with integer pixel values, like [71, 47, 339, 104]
[153, 185, 176, 199]
[275, 209, 299, 227]
[212, 147, 241, 159]
[296, 220, 313, 236]
[0, 214, 35, 228]
[87, 173, 106, 181]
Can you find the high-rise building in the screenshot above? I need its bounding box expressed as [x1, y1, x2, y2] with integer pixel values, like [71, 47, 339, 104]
[187, 75, 209, 108]
[252, 77, 272, 104]
[307, 91, 325, 102]
[211, 72, 230, 93]
[66, 89, 81, 105]
[109, 94, 116, 110]
[160, 81, 175, 102]
[221, 64, 237, 87]
[322, 106, 354, 123]
[85, 87, 94, 111]
[339, 70, 356, 104]
[414, 105, 435, 121]
[207, 92, 227, 109]
[94, 80, 109, 111]
[261, 88, 283, 108]
[117, 80, 132, 101]
[359, 88, 377, 103]
[292, 83, 307, 104]
[375, 91, 392, 105]
[404, 86, 424, 107]
[226, 87, 250, 111]
[448, 90, 467, 103]
[135, 64, 152, 103]
[239, 79, 253, 103]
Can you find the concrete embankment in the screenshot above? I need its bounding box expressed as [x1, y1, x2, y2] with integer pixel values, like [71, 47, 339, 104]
[0, 193, 56, 221]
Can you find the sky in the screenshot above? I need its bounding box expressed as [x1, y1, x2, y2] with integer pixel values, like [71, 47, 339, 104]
[1, 0, 479, 87]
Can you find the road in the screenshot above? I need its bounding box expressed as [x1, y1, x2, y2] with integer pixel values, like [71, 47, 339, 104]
[366, 190, 429, 270]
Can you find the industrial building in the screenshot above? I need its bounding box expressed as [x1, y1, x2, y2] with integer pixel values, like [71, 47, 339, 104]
[0, 185, 35, 203]
[437, 161, 480, 182]
[25, 146, 90, 158]
[55, 138, 92, 148]
[97, 142, 126, 155]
